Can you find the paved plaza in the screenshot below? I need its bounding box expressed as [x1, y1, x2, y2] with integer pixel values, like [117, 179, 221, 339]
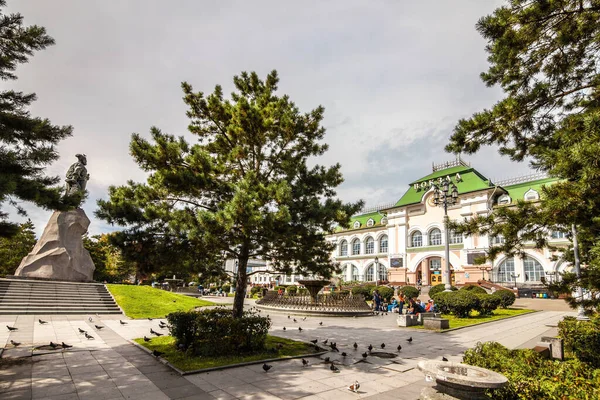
[0, 300, 574, 400]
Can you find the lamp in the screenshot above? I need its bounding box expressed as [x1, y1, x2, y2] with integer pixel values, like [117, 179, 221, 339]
[374, 256, 379, 286]
[431, 177, 459, 292]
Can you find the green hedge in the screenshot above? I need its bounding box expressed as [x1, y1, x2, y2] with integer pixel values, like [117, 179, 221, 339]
[399, 285, 419, 299]
[286, 285, 297, 294]
[433, 291, 503, 317]
[375, 286, 394, 302]
[428, 283, 458, 297]
[493, 289, 516, 308]
[432, 291, 452, 314]
[476, 293, 501, 316]
[463, 341, 600, 399]
[250, 286, 262, 296]
[558, 316, 600, 368]
[167, 308, 270, 357]
[351, 285, 375, 299]
[461, 284, 488, 295]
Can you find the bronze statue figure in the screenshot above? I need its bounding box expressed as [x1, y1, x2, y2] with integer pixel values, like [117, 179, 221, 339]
[65, 154, 89, 197]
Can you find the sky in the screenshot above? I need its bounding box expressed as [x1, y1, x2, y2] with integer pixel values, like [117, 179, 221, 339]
[5, 0, 536, 237]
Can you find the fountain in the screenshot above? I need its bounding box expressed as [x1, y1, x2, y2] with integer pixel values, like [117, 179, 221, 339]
[256, 279, 372, 316]
[418, 360, 508, 400]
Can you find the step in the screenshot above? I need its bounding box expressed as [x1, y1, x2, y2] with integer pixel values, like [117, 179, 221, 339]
[0, 309, 123, 315]
[0, 305, 121, 311]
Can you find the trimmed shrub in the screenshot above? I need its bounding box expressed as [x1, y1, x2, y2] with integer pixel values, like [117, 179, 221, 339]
[351, 285, 375, 299]
[558, 316, 600, 368]
[447, 290, 479, 318]
[432, 291, 452, 314]
[221, 284, 231, 293]
[286, 285, 297, 294]
[476, 294, 501, 316]
[493, 289, 516, 308]
[428, 283, 458, 298]
[167, 308, 270, 357]
[250, 286, 262, 296]
[463, 341, 600, 400]
[399, 285, 419, 299]
[460, 284, 488, 295]
[376, 286, 394, 302]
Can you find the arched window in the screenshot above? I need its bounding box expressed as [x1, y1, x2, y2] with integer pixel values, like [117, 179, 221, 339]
[378, 266, 387, 282]
[381, 217, 388, 225]
[366, 218, 374, 227]
[524, 189, 539, 201]
[450, 230, 463, 244]
[353, 221, 361, 229]
[365, 237, 374, 254]
[498, 194, 511, 205]
[339, 240, 348, 256]
[411, 231, 423, 247]
[339, 265, 347, 279]
[365, 265, 374, 281]
[351, 239, 360, 255]
[524, 256, 545, 282]
[352, 265, 359, 281]
[495, 257, 515, 282]
[429, 228, 442, 246]
[379, 235, 388, 253]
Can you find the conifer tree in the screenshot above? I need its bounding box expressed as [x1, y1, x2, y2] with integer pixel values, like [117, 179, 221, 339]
[97, 71, 361, 317]
[0, 0, 73, 237]
[0, 219, 36, 276]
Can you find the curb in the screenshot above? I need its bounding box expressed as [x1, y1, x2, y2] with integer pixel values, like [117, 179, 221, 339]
[437, 310, 539, 333]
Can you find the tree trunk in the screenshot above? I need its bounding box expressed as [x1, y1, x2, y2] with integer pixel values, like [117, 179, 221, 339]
[232, 247, 249, 318]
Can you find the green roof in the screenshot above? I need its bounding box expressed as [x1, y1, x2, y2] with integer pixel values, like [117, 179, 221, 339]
[339, 211, 386, 232]
[394, 165, 493, 207]
[502, 177, 558, 203]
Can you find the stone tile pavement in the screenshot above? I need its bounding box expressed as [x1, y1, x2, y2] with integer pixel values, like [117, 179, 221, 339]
[1, 307, 574, 400]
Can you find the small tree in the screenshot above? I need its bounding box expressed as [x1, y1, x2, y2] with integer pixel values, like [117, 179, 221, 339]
[0, 220, 36, 276]
[97, 71, 361, 317]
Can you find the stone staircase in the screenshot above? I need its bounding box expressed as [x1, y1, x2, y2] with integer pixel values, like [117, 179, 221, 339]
[0, 278, 122, 315]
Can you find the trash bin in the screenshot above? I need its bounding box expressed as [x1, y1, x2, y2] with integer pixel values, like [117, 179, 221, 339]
[543, 293, 548, 298]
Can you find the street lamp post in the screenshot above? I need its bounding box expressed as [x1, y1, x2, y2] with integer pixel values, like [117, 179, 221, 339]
[374, 256, 379, 286]
[511, 273, 520, 291]
[433, 178, 459, 292]
[478, 266, 492, 281]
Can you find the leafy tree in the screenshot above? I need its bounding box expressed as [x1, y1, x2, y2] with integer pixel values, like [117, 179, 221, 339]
[96, 70, 361, 317]
[0, 219, 35, 276]
[445, 1, 600, 312]
[0, 0, 73, 237]
[83, 233, 135, 282]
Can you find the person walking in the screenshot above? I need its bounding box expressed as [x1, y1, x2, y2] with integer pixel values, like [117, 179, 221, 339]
[373, 290, 381, 312]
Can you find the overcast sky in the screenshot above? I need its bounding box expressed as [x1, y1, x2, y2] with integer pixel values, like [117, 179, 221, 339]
[6, 0, 535, 237]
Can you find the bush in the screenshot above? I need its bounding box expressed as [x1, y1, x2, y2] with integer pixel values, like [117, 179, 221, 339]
[286, 285, 297, 294]
[493, 289, 516, 308]
[250, 286, 262, 296]
[376, 286, 394, 302]
[463, 341, 600, 400]
[432, 291, 452, 314]
[428, 283, 458, 297]
[476, 294, 501, 316]
[167, 308, 271, 357]
[399, 285, 419, 299]
[221, 284, 231, 293]
[351, 285, 375, 299]
[445, 290, 479, 318]
[460, 284, 488, 295]
[558, 316, 600, 368]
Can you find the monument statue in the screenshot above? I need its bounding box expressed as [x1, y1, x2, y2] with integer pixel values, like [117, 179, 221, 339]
[65, 153, 90, 197]
[14, 153, 95, 282]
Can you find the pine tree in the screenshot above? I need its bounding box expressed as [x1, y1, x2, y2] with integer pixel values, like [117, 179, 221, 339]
[0, 0, 73, 237]
[0, 219, 36, 276]
[96, 70, 361, 317]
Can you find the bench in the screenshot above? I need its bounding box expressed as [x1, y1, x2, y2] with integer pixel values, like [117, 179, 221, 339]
[397, 314, 421, 327]
[423, 318, 450, 330]
[417, 312, 441, 323]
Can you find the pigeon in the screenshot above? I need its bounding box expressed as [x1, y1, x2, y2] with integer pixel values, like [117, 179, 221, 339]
[144, 336, 151, 342]
[61, 342, 73, 349]
[341, 352, 347, 357]
[329, 342, 339, 352]
[381, 343, 386, 349]
[302, 358, 309, 367]
[298, 327, 303, 332]
[368, 344, 373, 352]
[49, 341, 59, 348]
[78, 328, 86, 334]
[322, 339, 328, 345]
[319, 322, 323, 326]
[353, 342, 358, 350]
[150, 328, 157, 335]
[262, 363, 272, 372]
[330, 363, 340, 372]
[95, 325, 104, 330]
[152, 350, 164, 357]
[397, 344, 402, 352]
[283, 327, 286, 331]
[39, 319, 48, 325]
[10, 340, 20, 346]
[348, 381, 360, 393]
[362, 352, 368, 358]
[6, 325, 17, 331]
[442, 357, 449, 362]
[148, 318, 153, 321]
[119, 320, 128, 325]
[89, 317, 93, 322]
[293, 318, 297, 323]
[288, 315, 291, 319]
[152, 331, 164, 337]
[302, 317, 307, 321]
[407, 337, 413, 343]
[324, 357, 330, 362]
[84, 332, 94, 340]
[310, 339, 318, 344]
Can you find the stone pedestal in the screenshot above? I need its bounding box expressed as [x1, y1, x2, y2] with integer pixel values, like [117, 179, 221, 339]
[397, 314, 420, 327]
[541, 336, 564, 360]
[424, 318, 450, 330]
[14, 209, 95, 282]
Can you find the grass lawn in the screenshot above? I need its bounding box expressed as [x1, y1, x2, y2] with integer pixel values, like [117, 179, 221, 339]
[408, 308, 536, 330]
[134, 335, 319, 372]
[107, 284, 217, 319]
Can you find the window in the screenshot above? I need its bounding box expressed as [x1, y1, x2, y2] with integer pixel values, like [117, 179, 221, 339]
[491, 235, 505, 245]
[339, 240, 348, 256]
[351, 239, 360, 255]
[450, 230, 463, 244]
[366, 218, 374, 227]
[524, 189, 539, 201]
[429, 258, 441, 270]
[494, 258, 515, 282]
[285, 275, 292, 283]
[378, 266, 387, 282]
[411, 231, 423, 247]
[551, 231, 567, 240]
[379, 235, 388, 253]
[339, 265, 347, 278]
[429, 228, 442, 246]
[352, 265, 359, 281]
[381, 217, 388, 225]
[524, 256, 545, 282]
[498, 194, 511, 205]
[365, 265, 374, 281]
[365, 237, 374, 254]
[353, 221, 361, 229]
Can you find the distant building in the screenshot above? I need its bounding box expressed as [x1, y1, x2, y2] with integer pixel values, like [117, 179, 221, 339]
[327, 158, 570, 289]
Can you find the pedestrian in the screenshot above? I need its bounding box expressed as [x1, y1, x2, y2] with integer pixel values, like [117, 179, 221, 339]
[373, 290, 381, 312]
